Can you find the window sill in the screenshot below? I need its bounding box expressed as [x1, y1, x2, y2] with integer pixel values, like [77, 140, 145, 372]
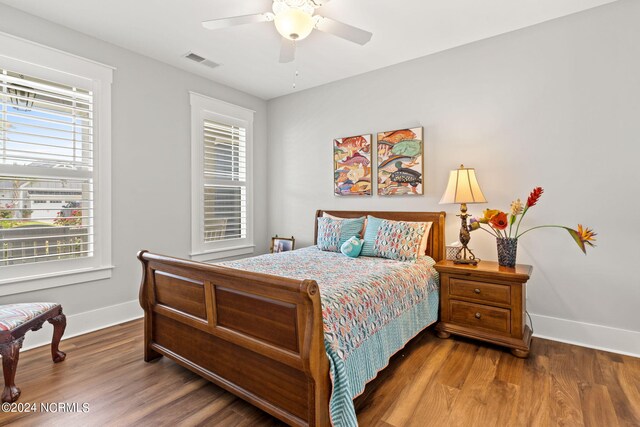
[190, 244, 255, 263]
[0, 266, 114, 297]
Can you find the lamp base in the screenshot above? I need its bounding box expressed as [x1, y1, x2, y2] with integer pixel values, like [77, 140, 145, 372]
[454, 205, 480, 266]
[453, 258, 479, 266]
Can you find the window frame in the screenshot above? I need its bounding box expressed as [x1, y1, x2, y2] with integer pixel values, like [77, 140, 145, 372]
[190, 92, 254, 262]
[0, 32, 113, 296]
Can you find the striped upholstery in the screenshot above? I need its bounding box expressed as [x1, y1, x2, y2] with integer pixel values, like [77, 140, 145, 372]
[0, 303, 59, 332]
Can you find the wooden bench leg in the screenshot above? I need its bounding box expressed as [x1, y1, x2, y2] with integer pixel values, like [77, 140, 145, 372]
[47, 313, 67, 363]
[0, 337, 24, 403]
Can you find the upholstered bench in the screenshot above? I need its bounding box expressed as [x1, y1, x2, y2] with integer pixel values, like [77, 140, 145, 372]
[0, 303, 67, 403]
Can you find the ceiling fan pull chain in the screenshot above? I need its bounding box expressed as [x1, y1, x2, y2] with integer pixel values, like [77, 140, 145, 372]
[293, 41, 299, 89]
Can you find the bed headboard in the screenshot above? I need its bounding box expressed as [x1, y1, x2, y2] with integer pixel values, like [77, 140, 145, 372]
[314, 210, 446, 262]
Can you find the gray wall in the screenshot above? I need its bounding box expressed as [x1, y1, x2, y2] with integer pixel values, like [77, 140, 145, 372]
[0, 4, 269, 338]
[267, 0, 640, 351]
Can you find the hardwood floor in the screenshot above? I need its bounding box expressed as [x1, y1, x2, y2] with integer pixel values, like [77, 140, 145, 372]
[0, 319, 638, 426]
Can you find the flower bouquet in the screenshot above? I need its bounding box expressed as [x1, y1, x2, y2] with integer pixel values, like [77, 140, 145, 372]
[469, 187, 596, 267]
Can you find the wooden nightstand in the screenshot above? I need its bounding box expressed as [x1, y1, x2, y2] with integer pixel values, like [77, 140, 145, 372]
[434, 260, 533, 358]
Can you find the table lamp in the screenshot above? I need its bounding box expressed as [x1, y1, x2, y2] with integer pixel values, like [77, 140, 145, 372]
[440, 164, 487, 265]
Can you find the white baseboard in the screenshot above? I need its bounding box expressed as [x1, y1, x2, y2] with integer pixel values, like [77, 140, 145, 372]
[21, 299, 143, 351]
[530, 313, 640, 358]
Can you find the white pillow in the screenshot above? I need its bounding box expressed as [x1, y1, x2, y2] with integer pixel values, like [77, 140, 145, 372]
[418, 222, 433, 257]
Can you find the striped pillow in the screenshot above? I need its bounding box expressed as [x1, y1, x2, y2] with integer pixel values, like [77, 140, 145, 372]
[361, 216, 384, 257]
[317, 216, 365, 252]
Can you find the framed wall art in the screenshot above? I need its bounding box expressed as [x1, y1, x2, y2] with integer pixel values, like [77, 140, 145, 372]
[377, 127, 424, 196]
[333, 134, 372, 196]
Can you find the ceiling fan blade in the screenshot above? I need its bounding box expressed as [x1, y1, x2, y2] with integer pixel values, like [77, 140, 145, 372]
[314, 16, 372, 45]
[202, 13, 273, 30]
[279, 38, 296, 63]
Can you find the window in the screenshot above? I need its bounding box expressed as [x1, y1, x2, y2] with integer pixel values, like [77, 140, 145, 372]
[190, 93, 254, 261]
[0, 33, 112, 295]
[203, 119, 247, 242]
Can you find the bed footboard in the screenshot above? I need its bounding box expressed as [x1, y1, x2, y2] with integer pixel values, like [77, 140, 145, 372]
[137, 251, 330, 426]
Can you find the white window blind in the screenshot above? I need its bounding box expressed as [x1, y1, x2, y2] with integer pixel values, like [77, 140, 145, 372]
[0, 68, 94, 266]
[203, 119, 247, 243]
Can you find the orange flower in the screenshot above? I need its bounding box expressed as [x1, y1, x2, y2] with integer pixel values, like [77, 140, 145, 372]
[489, 212, 509, 230]
[479, 209, 500, 224]
[567, 224, 597, 254]
[578, 224, 596, 242]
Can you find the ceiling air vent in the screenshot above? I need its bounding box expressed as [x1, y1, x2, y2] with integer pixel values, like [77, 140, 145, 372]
[184, 52, 220, 69]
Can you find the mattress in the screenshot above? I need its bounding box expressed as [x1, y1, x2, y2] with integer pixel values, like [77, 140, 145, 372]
[220, 246, 440, 426]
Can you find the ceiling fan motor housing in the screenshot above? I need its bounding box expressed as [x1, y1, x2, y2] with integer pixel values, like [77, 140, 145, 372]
[273, 0, 319, 15]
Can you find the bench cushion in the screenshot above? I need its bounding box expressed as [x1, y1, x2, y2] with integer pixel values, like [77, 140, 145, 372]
[0, 303, 59, 332]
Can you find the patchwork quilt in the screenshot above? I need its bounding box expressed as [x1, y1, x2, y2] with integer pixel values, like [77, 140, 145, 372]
[220, 246, 439, 426]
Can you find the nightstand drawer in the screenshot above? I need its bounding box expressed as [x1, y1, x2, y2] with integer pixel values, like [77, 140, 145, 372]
[449, 278, 511, 305]
[449, 300, 511, 334]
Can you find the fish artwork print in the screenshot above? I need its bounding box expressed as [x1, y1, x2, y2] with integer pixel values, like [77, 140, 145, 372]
[334, 134, 372, 196]
[377, 127, 424, 196]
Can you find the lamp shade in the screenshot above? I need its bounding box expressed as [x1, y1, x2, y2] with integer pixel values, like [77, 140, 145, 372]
[440, 165, 487, 204]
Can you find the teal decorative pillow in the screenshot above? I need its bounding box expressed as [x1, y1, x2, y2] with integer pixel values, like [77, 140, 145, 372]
[373, 219, 427, 261]
[340, 236, 364, 258]
[361, 215, 384, 256]
[317, 217, 365, 252]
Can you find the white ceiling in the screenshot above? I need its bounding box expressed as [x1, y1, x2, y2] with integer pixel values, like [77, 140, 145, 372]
[0, 0, 617, 100]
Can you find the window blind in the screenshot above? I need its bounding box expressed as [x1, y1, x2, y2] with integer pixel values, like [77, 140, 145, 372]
[0, 69, 94, 266]
[202, 119, 246, 242]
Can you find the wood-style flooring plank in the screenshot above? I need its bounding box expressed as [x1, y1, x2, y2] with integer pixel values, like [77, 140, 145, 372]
[549, 342, 586, 426]
[579, 382, 620, 427]
[0, 319, 638, 426]
[381, 338, 454, 426]
[508, 354, 552, 427]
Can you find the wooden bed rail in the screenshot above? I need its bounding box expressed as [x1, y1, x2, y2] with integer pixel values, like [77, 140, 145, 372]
[137, 250, 331, 426]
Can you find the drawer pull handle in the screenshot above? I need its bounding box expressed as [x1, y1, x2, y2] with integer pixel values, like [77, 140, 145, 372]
[475, 312, 482, 319]
[474, 288, 481, 294]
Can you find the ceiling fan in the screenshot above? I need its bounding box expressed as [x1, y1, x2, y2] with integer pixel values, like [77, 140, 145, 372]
[202, 0, 373, 63]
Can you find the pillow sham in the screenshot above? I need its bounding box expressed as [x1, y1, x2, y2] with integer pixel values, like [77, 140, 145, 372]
[361, 215, 432, 260]
[340, 236, 364, 258]
[317, 216, 365, 252]
[372, 219, 428, 262]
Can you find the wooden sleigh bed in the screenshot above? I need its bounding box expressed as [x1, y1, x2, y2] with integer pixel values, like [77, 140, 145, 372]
[138, 210, 446, 426]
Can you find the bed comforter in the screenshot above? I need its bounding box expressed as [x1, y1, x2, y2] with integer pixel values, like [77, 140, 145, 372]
[220, 246, 439, 426]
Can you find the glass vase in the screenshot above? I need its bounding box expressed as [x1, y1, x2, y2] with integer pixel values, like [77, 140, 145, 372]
[496, 237, 518, 267]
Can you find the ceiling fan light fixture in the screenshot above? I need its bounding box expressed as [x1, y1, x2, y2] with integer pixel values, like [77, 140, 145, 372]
[274, 8, 314, 41]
